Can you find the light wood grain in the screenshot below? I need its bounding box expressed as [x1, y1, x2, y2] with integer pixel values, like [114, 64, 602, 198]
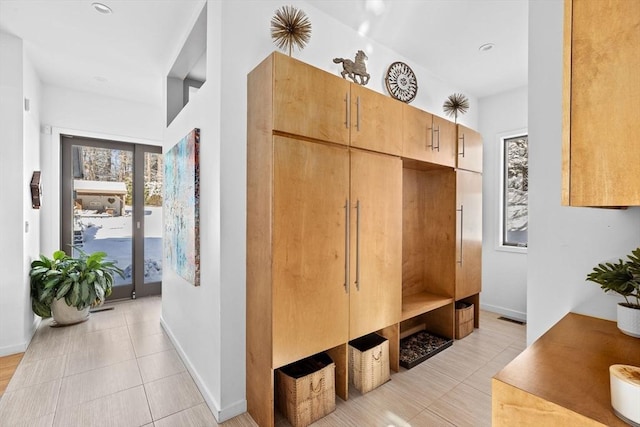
[272, 136, 350, 368]
[0, 353, 24, 395]
[378, 323, 400, 372]
[350, 84, 403, 156]
[273, 52, 350, 146]
[401, 292, 454, 322]
[494, 313, 640, 426]
[326, 343, 348, 401]
[246, 52, 275, 427]
[455, 170, 482, 301]
[561, 0, 573, 205]
[456, 125, 483, 173]
[402, 106, 457, 168]
[349, 149, 402, 340]
[564, 0, 640, 206]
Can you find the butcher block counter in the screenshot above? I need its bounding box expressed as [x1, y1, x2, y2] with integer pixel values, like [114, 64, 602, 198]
[492, 313, 640, 426]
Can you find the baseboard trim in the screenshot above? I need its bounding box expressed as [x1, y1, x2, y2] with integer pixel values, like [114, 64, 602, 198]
[160, 316, 247, 423]
[0, 342, 27, 357]
[481, 303, 527, 323]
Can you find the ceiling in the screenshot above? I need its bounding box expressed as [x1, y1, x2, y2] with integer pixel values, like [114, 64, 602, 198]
[0, 0, 527, 107]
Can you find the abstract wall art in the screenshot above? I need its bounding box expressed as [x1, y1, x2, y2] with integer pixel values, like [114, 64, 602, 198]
[164, 128, 200, 286]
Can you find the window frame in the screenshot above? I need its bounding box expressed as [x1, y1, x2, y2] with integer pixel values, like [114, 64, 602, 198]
[497, 129, 528, 253]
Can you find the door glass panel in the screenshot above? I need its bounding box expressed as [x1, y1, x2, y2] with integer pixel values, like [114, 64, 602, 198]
[72, 145, 133, 288]
[144, 152, 163, 284]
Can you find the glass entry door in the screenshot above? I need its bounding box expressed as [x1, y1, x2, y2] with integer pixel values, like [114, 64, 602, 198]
[61, 135, 163, 300]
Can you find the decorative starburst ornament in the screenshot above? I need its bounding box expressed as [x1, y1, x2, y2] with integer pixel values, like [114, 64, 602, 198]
[270, 5, 312, 56]
[443, 93, 470, 123]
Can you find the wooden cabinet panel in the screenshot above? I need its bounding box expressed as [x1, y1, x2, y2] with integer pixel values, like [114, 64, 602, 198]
[349, 150, 402, 339]
[457, 125, 483, 173]
[350, 84, 403, 156]
[272, 136, 350, 368]
[455, 170, 482, 300]
[273, 52, 350, 145]
[403, 106, 456, 167]
[562, 0, 640, 206]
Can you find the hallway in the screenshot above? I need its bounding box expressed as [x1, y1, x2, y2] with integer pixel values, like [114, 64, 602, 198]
[0, 297, 525, 426]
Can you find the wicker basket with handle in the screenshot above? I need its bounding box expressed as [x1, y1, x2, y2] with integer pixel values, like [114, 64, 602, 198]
[349, 333, 390, 394]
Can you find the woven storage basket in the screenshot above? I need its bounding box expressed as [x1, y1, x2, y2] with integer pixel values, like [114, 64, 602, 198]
[276, 353, 336, 427]
[349, 333, 390, 394]
[455, 302, 474, 339]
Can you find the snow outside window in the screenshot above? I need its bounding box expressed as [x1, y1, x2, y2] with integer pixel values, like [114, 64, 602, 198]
[502, 134, 528, 248]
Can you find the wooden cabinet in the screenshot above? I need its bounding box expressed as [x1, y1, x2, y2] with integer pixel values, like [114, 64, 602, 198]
[455, 170, 482, 301]
[272, 136, 350, 368]
[349, 149, 402, 340]
[457, 124, 483, 173]
[562, 0, 640, 207]
[402, 104, 456, 167]
[350, 84, 403, 156]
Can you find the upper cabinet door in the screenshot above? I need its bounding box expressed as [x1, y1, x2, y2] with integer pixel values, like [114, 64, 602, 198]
[457, 125, 483, 173]
[349, 149, 402, 339]
[350, 84, 403, 156]
[455, 170, 482, 300]
[272, 53, 350, 146]
[562, 0, 640, 206]
[402, 104, 433, 162]
[272, 136, 350, 368]
[431, 115, 457, 168]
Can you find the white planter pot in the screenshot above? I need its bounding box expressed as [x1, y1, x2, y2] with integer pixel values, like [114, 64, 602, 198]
[617, 303, 640, 338]
[50, 297, 90, 325]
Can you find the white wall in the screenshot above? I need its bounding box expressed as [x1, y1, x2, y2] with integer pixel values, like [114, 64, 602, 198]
[527, 0, 640, 344]
[0, 31, 41, 356]
[478, 86, 527, 321]
[39, 85, 163, 256]
[160, 0, 479, 422]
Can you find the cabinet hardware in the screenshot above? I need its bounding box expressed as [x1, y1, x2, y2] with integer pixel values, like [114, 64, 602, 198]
[427, 126, 434, 150]
[344, 199, 350, 293]
[356, 96, 361, 131]
[434, 125, 441, 152]
[355, 200, 361, 291]
[345, 92, 350, 129]
[459, 134, 466, 157]
[457, 205, 464, 264]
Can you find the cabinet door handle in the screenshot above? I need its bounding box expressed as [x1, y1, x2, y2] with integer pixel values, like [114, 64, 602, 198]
[344, 199, 350, 293]
[427, 126, 434, 150]
[356, 96, 361, 132]
[345, 92, 351, 129]
[434, 125, 441, 152]
[459, 134, 466, 157]
[457, 205, 464, 264]
[355, 200, 361, 291]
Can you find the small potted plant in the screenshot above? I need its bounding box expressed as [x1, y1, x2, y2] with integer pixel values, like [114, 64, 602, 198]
[30, 249, 124, 325]
[586, 247, 640, 338]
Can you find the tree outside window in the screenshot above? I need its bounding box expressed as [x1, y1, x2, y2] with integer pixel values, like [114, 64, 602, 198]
[503, 135, 528, 248]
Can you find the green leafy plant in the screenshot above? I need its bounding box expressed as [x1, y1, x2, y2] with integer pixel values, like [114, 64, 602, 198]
[586, 247, 640, 309]
[30, 249, 124, 318]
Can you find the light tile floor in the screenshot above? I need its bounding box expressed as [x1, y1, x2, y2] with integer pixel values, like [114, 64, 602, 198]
[0, 297, 526, 427]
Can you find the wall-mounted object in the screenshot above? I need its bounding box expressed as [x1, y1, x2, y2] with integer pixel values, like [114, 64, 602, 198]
[333, 50, 370, 85]
[385, 62, 417, 103]
[270, 5, 311, 56]
[30, 171, 41, 209]
[443, 93, 469, 124]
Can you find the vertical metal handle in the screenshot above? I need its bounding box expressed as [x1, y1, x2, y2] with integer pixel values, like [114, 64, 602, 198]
[356, 96, 361, 131]
[459, 134, 466, 157]
[345, 92, 350, 129]
[427, 126, 434, 150]
[344, 199, 350, 293]
[355, 200, 361, 291]
[457, 205, 464, 264]
[434, 125, 441, 152]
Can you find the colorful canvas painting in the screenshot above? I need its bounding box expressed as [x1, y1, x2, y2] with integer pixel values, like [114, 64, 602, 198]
[164, 128, 200, 286]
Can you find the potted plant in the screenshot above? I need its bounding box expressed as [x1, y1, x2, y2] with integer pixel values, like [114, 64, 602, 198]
[30, 248, 124, 325]
[586, 247, 640, 338]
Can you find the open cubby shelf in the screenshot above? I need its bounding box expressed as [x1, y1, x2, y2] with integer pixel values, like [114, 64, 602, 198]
[401, 291, 454, 322]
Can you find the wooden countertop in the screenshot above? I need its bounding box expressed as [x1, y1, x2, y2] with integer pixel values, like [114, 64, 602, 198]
[493, 313, 640, 426]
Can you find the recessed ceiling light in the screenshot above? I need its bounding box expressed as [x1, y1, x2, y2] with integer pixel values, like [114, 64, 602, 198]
[92, 2, 112, 14]
[479, 43, 495, 52]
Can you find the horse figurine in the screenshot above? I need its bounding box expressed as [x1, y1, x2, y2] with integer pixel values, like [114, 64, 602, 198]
[333, 50, 370, 86]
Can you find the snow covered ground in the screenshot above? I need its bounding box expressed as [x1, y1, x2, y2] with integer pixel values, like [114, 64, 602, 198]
[75, 206, 162, 286]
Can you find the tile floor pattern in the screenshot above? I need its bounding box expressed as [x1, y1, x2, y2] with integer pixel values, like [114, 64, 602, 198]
[0, 297, 525, 427]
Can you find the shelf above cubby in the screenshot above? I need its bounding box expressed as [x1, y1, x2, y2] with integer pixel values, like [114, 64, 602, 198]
[401, 292, 454, 322]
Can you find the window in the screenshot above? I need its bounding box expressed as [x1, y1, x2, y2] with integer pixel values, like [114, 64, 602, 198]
[502, 134, 528, 248]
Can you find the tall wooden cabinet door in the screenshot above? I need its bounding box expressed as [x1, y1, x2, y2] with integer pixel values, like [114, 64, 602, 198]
[457, 125, 483, 173]
[349, 149, 402, 339]
[350, 84, 403, 156]
[455, 170, 482, 300]
[272, 136, 350, 368]
[563, 0, 640, 206]
[272, 52, 350, 145]
[432, 115, 457, 168]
